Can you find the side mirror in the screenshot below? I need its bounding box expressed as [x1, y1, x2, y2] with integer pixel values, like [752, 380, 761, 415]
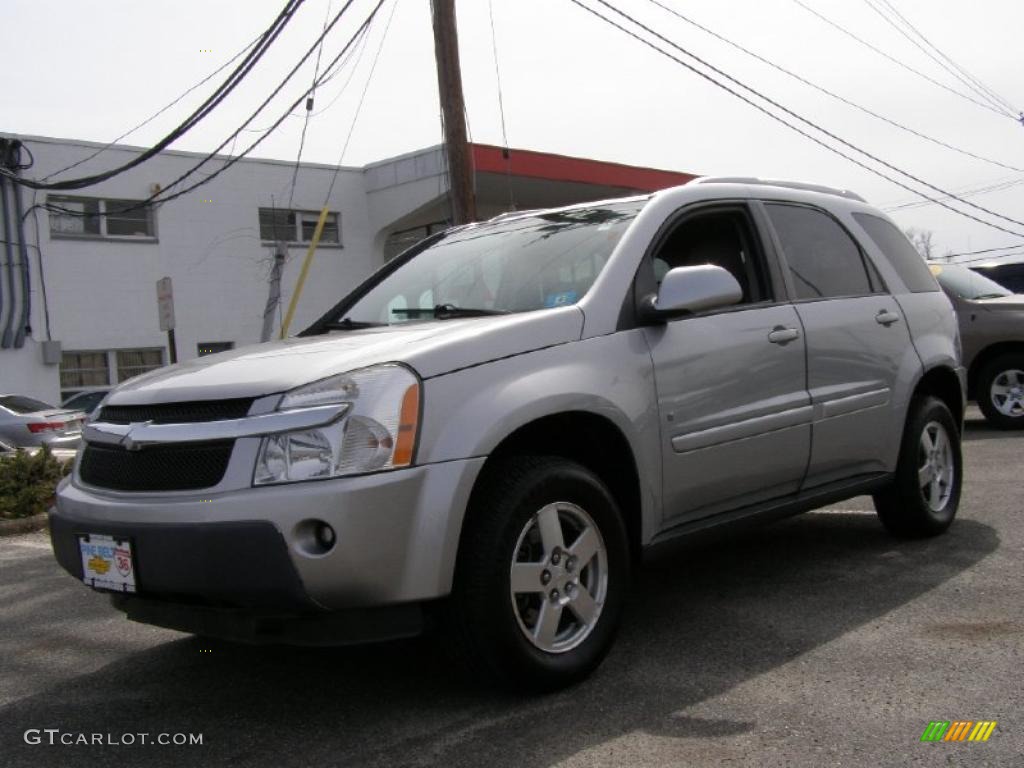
[642, 264, 743, 320]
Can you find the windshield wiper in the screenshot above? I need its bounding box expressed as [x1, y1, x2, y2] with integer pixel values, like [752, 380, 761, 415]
[973, 293, 1009, 300]
[391, 304, 510, 319]
[321, 318, 385, 331]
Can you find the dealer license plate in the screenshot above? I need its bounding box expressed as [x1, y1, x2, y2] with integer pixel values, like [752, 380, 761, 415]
[78, 534, 136, 593]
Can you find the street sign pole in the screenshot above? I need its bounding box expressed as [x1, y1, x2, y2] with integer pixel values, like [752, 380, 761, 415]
[167, 327, 178, 364]
[156, 276, 178, 364]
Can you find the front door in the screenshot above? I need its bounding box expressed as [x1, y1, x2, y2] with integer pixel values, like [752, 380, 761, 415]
[641, 205, 812, 524]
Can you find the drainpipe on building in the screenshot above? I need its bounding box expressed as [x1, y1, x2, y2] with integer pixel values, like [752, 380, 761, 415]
[10, 150, 32, 348]
[0, 172, 16, 349]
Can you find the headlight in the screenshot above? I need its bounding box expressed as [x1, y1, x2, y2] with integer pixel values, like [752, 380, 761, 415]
[253, 364, 420, 485]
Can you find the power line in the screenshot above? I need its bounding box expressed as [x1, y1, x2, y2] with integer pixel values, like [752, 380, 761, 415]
[874, 0, 1018, 116]
[647, 0, 1024, 174]
[4, 0, 307, 191]
[790, 0, 1016, 122]
[39, 0, 380, 219]
[323, 0, 399, 203]
[40, 31, 265, 182]
[861, 0, 1014, 118]
[622, 0, 1024, 234]
[488, 0, 515, 210]
[570, 0, 1024, 241]
[945, 242, 1024, 259]
[884, 176, 1024, 213]
[285, 0, 336, 211]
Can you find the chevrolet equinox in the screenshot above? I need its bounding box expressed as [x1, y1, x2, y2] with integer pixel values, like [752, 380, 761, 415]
[51, 178, 965, 690]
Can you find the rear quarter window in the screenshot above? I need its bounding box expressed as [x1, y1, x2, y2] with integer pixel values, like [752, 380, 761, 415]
[853, 212, 940, 293]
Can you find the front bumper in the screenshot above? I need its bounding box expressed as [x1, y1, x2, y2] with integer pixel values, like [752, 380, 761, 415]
[52, 456, 486, 612]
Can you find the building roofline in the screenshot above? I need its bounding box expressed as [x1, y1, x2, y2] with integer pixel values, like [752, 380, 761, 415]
[1, 132, 364, 174]
[471, 143, 697, 192]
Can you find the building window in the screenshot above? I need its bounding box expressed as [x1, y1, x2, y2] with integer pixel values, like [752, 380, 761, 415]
[197, 341, 234, 357]
[258, 208, 340, 245]
[48, 196, 156, 239]
[116, 348, 164, 382]
[60, 351, 111, 390]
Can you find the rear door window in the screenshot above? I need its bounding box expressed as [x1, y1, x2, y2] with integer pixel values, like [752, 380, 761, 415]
[853, 213, 939, 293]
[766, 203, 879, 300]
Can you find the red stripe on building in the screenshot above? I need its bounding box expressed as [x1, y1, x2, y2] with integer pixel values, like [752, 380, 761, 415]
[471, 144, 696, 193]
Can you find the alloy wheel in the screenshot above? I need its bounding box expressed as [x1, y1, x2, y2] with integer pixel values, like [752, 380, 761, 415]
[990, 368, 1024, 418]
[509, 502, 608, 654]
[918, 420, 955, 513]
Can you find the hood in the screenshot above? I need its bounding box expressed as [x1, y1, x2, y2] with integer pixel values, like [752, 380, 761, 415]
[108, 307, 584, 405]
[974, 294, 1024, 309]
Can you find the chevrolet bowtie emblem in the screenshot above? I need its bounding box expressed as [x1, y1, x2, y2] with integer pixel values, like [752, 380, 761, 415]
[120, 421, 153, 452]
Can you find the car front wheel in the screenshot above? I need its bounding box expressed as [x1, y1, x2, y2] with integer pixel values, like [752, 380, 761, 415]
[443, 456, 630, 691]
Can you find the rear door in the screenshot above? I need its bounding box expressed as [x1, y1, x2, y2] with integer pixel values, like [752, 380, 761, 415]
[641, 203, 812, 524]
[762, 202, 914, 488]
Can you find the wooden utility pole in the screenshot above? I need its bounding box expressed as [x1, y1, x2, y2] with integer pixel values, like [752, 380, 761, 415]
[431, 0, 477, 224]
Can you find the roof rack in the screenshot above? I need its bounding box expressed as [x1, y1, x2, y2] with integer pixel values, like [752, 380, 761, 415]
[690, 176, 867, 203]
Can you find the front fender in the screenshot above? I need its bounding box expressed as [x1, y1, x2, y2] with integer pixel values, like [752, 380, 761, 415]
[417, 330, 661, 543]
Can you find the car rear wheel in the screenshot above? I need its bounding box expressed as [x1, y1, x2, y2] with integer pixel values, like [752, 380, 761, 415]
[873, 396, 962, 538]
[976, 353, 1024, 429]
[443, 456, 630, 691]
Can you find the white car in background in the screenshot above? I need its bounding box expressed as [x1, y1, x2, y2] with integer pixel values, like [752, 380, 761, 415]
[0, 395, 86, 451]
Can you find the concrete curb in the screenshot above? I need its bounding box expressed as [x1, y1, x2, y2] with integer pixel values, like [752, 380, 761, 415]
[0, 512, 49, 537]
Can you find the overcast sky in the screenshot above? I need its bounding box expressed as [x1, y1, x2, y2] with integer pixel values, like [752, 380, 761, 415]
[5, 0, 1023, 258]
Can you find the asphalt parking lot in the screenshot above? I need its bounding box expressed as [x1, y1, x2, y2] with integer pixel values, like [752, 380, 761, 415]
[0, 407, 1020, 767]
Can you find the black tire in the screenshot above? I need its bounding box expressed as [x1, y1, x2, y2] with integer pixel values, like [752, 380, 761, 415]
[976, 353, 1024, 430]
[442, 455, 631, 692]
[873, 396, 962, 538]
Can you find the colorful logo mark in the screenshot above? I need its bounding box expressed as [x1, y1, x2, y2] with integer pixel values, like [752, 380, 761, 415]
[921, 721, 997, 742]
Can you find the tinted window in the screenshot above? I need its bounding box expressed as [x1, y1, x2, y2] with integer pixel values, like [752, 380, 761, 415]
[766, 204, 875, 300]
[853, 213, 938, 292]
[0, 395, 54, 414]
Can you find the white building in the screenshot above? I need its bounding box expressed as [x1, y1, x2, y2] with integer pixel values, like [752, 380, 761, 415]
[0, 134, 693, 405]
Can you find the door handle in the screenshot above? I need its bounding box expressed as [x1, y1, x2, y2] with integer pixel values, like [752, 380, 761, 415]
[767, 326, 800, 344]
[875, 310, 900, 326]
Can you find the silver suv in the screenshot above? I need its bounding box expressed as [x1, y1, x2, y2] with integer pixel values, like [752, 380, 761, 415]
[51, 178, 964, 690]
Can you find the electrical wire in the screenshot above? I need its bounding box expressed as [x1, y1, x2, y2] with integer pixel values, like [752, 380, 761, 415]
[873, 0, 1018, 116]
[323, 0, 399, 204]
[39, 0, 380, 220]
[571, 0, 1024, 241]
[40, 31, 265, 182]
[884, 176, 1024, 213]
[861, 0, 1014, 118]
[790, 0, 1016, 122]
[285, 0, 336, 211]
[647, 0, 1024, 174]
[488, 0, 515, 210]
[945, 243, 1024, 259]
[3, 0, 307, 191]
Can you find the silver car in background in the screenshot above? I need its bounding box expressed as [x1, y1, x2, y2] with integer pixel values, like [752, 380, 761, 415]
[51, 178, 964, 691]
[0, 395, 85, 450]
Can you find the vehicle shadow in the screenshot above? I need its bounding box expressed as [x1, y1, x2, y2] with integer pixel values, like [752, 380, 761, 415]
[962, 415, 1017, 441]
[0, 513, 997, 768]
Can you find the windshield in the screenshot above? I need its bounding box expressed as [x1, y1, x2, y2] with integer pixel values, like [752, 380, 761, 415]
[930, 263, 1012, 300]
[0, 395, 55, 414]
[336, 201, 644, 326]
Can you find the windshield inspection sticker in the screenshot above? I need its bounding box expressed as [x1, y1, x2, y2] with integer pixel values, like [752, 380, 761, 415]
[544, 291, 578, 308]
